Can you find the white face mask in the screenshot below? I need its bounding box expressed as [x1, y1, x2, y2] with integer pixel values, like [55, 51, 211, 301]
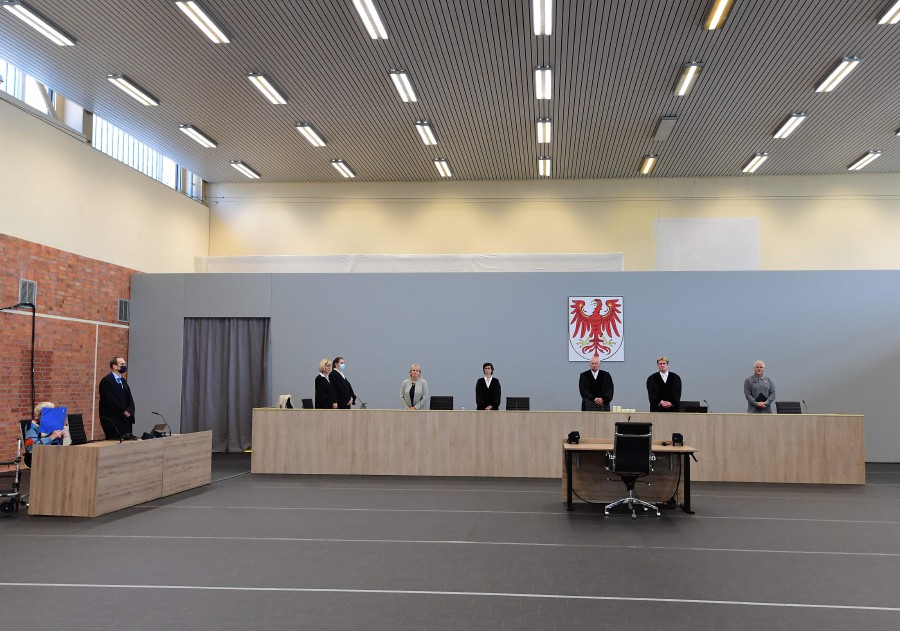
[338, 363, 346, 373]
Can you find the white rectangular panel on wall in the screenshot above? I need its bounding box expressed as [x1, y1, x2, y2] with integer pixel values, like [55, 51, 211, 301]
[655, 218, 760, 271]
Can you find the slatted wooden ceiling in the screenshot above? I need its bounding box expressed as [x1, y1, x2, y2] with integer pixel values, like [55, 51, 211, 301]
[1, 0, 899, 183]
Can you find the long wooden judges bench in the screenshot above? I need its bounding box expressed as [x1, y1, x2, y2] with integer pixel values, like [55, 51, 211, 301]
[251, 409, 865, 484]
[29, 432, 213, 517]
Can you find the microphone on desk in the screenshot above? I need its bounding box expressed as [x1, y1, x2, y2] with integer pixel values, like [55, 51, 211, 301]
[802, 400, 807, 413]
[358, 400, 368, 410]
[702, 399, 710, 412]
[151, 411, 173, 436]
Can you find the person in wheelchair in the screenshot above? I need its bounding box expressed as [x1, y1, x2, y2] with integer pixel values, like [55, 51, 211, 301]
[24, 402, 67, 452]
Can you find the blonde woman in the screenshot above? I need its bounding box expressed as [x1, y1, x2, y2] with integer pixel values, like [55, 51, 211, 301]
[314, 358, 338, 409]
[401, 364, 429, 410]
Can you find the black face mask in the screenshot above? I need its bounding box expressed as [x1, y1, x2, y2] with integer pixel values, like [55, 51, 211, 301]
[119, 364, 127, 374]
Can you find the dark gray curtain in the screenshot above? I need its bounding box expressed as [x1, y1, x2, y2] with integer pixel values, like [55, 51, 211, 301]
[181, 318, 270, 452]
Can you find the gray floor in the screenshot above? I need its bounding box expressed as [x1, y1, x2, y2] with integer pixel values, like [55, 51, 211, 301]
[2, 455, 900, 630]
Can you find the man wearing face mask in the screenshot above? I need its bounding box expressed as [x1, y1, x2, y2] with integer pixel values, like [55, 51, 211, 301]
[331, 356, 357, 409]
[99, 356, 137, 439]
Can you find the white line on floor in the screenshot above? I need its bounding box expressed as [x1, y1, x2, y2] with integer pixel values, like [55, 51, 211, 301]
[0, 582, 897, 612]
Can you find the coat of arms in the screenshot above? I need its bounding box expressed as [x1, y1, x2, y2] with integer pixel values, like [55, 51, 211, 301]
[568, 296, 624, 361]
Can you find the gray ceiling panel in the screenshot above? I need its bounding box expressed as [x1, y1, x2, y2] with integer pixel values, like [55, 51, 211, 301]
[1, 0, 899, 182]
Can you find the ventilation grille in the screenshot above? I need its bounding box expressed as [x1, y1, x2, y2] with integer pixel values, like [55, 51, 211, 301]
[117, 299, 130, 323]
[18, 279, 36, 306]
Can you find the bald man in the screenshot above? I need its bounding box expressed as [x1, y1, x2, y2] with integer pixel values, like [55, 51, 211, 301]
[579, 356, 614, 411]
[743, 360, 775, 413]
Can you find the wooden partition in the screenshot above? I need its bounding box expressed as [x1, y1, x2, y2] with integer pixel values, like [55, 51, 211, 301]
[29, 432, 212, 517]
[251, 410, 864, 484]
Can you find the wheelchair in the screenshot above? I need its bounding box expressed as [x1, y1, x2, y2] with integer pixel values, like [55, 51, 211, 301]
[0, 438, 25, 516]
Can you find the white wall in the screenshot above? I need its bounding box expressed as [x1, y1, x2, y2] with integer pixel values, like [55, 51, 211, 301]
[207, 176, 900, 271]
[0, 97, 208, 272]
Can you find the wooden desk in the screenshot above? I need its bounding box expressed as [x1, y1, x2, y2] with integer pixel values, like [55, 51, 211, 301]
[252, 409, 863, 483]
[563, 440, 697, 513]
[29, 432, 212, 517]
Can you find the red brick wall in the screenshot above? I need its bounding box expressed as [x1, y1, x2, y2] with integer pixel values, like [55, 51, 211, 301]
[0, 234, 136, 461]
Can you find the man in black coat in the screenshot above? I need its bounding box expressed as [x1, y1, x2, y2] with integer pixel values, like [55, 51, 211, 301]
[331, 356, 357, 409]
[98, 356, 136, 439]
[579, 356, 614, 411]
[646, 356, 682, 412]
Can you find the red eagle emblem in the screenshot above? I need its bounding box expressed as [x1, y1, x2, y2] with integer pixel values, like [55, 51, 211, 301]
[570, 298, 622, 357]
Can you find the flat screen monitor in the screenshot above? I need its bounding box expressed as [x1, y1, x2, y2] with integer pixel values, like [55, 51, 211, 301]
[506, 397, 530, 411]
[430, 396, 453, 410]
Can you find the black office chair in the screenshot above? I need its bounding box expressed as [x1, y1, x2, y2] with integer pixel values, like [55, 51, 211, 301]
[776, 401, 802, 414]
[429, 396, 453, 410]
[505, 397, 530, 411]
[605, 422, 660, 519]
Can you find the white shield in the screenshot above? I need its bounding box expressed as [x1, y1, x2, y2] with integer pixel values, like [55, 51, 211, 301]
[568, 296, 624, 361]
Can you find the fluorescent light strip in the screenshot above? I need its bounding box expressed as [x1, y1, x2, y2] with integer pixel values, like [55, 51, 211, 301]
[537, 119, 552, 144]
[248, 73, 287, 105]
[533, 0, 552, 35]
[538, 157, 551, 177]
[535, 67, 552, 100]
[415, 122, 437, 145]
[230, 161, 260, 179]
[705, 0, 735, 30]
[641, 155, 657, 175]
[848, 151, 881, 171]
[175, 1, 229, 43]
[331, 159, 356, 178]
[352, 0, 388, 39]
[2, 2, 75, 46]
[815, 57, 861, 92]
[389, 71, 417, 102]
[296, 124, 326, 147]
[675, 63, 702, 96]
[434, 159, 452, 177]
[878, 0, 900, 24]
[742, 153, 768, 173]
[107, 75, 159, 106]
[179, 125, 217, 148]
[773, 112, 807, 139]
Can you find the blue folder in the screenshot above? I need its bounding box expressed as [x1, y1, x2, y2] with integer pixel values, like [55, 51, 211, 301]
[39, 406, 67, 434]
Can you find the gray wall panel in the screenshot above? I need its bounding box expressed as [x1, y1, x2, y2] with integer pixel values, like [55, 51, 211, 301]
[131, 271, 900, 461]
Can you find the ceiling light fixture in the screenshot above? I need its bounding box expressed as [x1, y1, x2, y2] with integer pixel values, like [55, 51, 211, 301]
[434, 159, 452, 177]
[742, 152, 768, 173]
[296, 124, 326, 147]
[675, 62, 703, 96]
[641, 155, 657, 175]
[538, 157, 551, 177]
[704, 0, 735, 30]
[415, 122, 437, 145]
[175, 1, 229, 43]
[179, 125, 217, 148]
[389, 71, 417, 102]
[878, 0, 900, 24]
[773, 112, 807, 139]
[230, 160, 260, 179]
[331, 159, 356, 178]
[107, 75, 159, 106]
[1, 1, 75, 46]
[815, 57, 861, 92]
[848, 151, 881, 171]
[535, 67, 552, 100]
[248, 73, 287, 105]
[533, 0, 552, 35]
[537, 119, 552, 143]
[352, 0, 388, 39]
